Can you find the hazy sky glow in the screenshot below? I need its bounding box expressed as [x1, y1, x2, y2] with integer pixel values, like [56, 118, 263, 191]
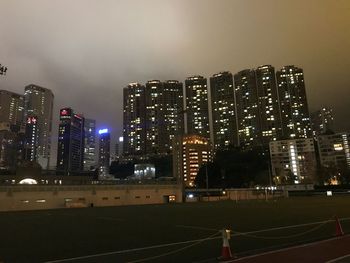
[1, 0, 350, 160]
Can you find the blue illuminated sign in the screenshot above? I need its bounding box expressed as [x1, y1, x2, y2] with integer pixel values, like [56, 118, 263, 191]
[98, 128, 109, 134]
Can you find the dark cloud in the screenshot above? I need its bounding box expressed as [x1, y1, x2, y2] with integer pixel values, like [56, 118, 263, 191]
[1, 0, 349, 165]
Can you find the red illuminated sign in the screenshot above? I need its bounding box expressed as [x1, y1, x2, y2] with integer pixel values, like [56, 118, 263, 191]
[74, 114, 82, 120]
[27, 117, 37, 124]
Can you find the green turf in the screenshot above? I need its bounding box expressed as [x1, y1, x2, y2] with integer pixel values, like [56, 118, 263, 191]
[1, 196, 350, 263]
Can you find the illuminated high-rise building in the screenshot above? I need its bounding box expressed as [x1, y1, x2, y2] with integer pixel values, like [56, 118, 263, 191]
[255, 65, 282, 145]
[311, 107, 335, 136]
[162, 80, 184, 151]
[123, 83, 146, 156]
[145, 80, 164, 155]
[0, 90, 24, 125]
[56, 108, 85, 175]
[24, 115, 39, 162]
[234, 69, 260, 148]
[24, 84, 54, 169]
[276, 66, 312, 139]
[98, 129, 111, 176]
[185, 76, 210, 139]
[210, 72, 237, 149]
[144, 80, 184, 154]
[172, 135, 212, 187]
[83, 118, 96, 171]
[123, 81, 184, 156]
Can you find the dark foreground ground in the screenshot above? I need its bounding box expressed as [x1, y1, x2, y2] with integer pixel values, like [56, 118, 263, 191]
[1, 196, 350, 263]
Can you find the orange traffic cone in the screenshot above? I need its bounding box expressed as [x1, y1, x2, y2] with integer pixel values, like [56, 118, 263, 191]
[335, 216, 344, 237]
[219, 229, 233, 261]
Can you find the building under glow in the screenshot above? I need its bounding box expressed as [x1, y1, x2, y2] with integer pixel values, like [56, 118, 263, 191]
[172, 135, 212, 187]
[276, 66, 312, 139]
[210, 71, 238, 149]
[270, 138, 317, 184]
[24, 84, 54, 169]
[185, 76, 210, 139]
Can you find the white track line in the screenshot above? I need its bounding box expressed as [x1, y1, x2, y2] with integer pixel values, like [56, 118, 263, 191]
[232, 218, 333, 237]
[325, 254, 350, 263]
[44, 217, 350, 263]
[176, 225, 219, 232]
[229, 236, 349, 262]
[43, 237, 220, 263]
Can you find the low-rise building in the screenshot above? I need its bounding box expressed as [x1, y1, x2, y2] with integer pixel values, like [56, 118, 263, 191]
[173, 135, 213, 187]
[270, 138, 317, 184]
[0, 122, 25, 171]
[317, 132, 350, 169]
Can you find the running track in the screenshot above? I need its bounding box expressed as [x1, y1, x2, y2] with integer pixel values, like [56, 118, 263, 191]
[230, 235, 350, 263]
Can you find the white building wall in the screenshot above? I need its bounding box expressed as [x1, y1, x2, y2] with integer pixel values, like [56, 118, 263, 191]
[0, 184, 182, 211]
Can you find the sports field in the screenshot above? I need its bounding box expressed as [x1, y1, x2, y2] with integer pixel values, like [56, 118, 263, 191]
[1, 196, 350, 263]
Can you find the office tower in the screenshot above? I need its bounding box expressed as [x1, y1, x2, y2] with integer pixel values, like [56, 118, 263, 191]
[234, 69, 260, 149]
[56, 108, 85, 175]
[311, 107, 335, 135]
[83, 118, 96, 171]
[0, 122, 25, 171]
[172, 135, 212, 187]
[276, 66, 312, 139]
[270, 138, 317, 184]
[98, 129, 111, 176]
[162, 80, 184, 151]
[24, 84, 54, 168]
[123, 83, 146, 156]
[255, 65, 282, 145]
[185, 76, 210, 138]
[318, 132, 350, 169]
[24, 115, 39, 162]
[210, 71, 237, 149]
[0, 90, 24, 125]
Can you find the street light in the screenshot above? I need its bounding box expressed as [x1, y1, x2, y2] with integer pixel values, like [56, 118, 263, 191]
[0, 64, 8, 75]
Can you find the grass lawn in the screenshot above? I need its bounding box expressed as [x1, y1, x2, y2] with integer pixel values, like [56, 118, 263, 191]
[1, 196, 350, 263]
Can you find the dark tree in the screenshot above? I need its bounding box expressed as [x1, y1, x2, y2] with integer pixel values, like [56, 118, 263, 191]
[109, 161, 134, 179]
[195, 147, 270, 188]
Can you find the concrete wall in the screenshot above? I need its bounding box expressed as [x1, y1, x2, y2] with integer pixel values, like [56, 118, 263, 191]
[186, 189, 286, 202]
[0, 184, 182, 211]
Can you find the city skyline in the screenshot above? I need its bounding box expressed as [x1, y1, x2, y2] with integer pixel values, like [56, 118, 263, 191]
[1, 0, 349, 164]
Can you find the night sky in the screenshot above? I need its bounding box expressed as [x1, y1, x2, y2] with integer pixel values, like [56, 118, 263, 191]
[1, 0, 349, 164]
